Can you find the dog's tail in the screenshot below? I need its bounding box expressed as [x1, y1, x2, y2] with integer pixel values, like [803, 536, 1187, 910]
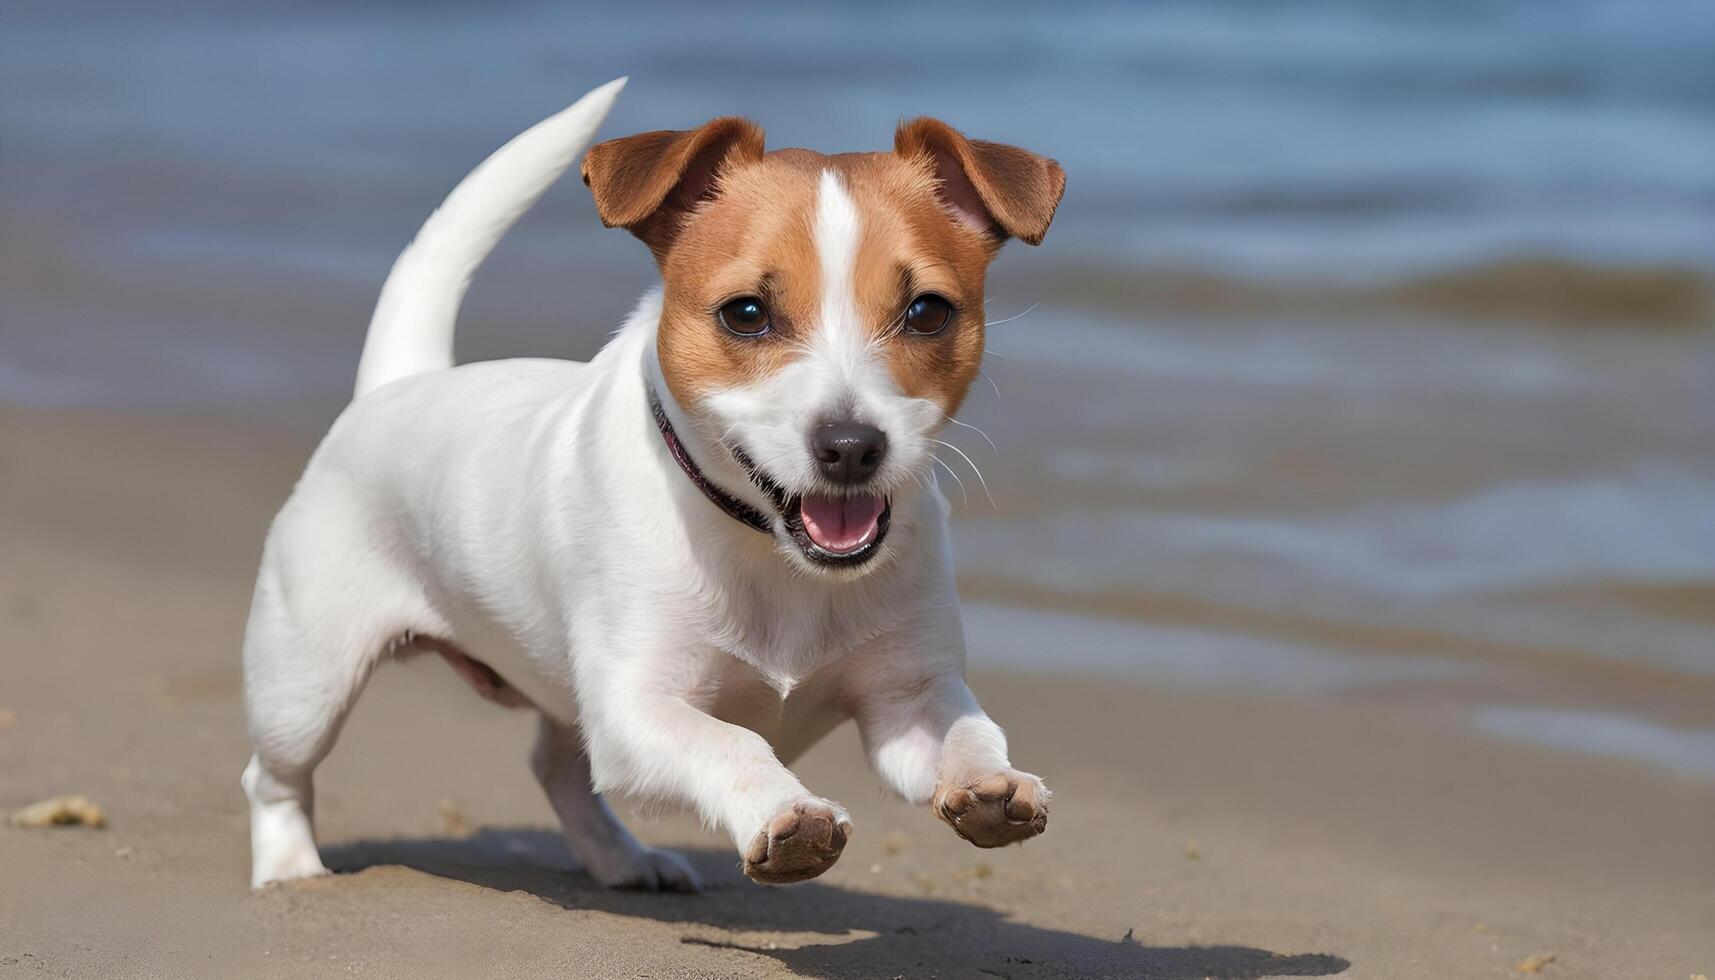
[353, 77, 627, 399]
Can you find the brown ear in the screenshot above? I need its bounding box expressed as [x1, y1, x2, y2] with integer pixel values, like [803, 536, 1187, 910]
[581, 117, 765, 257]
[895, 118, 1065, 246]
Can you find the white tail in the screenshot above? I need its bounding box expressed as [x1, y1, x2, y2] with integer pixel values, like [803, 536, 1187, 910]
[353, 77, 627, 398]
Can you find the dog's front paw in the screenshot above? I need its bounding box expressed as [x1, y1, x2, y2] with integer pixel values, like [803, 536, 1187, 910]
[933, 769, 1049, 848]
[742, 798, 851, 884]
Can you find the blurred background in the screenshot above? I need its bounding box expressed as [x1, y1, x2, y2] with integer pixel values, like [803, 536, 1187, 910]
[2, 2, 1714, 973]
[6, 0, 1711, 757]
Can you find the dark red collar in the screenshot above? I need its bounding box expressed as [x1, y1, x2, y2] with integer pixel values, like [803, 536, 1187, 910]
[648, 388, 774, 535]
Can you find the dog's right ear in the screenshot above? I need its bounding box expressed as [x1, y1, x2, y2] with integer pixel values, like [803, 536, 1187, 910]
[581, 118, 765, 259]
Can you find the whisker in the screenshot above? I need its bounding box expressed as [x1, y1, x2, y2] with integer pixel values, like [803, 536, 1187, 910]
[930, 454, 970, 508]
[931, 437, 996, 509]
[978, 368, 1001, 399]
[983, 301, 1040, 329]
[940, 412, 998, 454]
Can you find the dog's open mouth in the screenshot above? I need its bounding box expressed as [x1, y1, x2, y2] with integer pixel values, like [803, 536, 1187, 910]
[796, 492, 888, 553]
[782, 492, 891, 566]
[731, 448, 892, 567]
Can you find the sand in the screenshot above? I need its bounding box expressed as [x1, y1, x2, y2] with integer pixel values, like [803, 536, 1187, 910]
[2, 406, 1712, 979]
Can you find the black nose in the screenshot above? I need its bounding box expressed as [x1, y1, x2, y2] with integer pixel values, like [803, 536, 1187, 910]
[811, 420, 888, 486]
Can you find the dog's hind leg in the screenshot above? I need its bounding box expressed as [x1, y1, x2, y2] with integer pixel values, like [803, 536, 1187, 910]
[239, 519, 430, 889]
[530, 715, 701, 892]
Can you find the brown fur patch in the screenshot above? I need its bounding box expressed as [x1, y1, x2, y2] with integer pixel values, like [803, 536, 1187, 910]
[608, 122, 1062, 415]
[654, 153, 826, 404]
[653, 150, 996, 415]
[838, 153, 994, 415]
[581, 118, 766, 259]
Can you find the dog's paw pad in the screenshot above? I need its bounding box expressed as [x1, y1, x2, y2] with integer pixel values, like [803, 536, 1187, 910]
[742, 799, 851, 884]
[935, 770, 1049, 848]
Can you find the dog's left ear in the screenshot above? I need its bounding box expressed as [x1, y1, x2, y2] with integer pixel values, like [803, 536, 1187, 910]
[895, 119, 1066, 246]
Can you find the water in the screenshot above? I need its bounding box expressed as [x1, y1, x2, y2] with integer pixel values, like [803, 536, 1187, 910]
[1470, 707, 1715, 780]
[5, 0, 1714, 305]
[962, 602, 1485, 694]
[3, 0, 1713, 772]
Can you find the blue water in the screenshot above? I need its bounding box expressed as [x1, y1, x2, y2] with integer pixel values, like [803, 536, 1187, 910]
[4, 0, 1714, 291]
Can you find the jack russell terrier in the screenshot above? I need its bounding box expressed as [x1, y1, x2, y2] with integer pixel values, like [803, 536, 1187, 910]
[242, 77, 1065, 891]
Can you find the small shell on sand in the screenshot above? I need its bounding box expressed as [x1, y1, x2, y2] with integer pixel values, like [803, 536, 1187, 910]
[1515, 952, 1556, 974]
[0, 708, 17, 729]
[9, 795, 106, 829]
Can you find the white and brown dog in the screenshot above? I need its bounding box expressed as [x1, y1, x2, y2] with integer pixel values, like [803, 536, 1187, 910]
[241, 77, 1065, 891]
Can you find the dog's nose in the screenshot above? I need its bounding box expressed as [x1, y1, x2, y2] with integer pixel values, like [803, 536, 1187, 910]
[811, 420, 887, 486]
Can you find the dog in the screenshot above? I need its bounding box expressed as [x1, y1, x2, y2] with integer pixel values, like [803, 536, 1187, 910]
[241, 77, 1066, 891]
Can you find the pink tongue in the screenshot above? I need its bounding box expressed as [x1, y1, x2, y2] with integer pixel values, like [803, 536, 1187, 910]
[799, 493, 885, 553]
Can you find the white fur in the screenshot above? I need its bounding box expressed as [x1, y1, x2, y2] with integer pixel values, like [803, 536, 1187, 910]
[355, 77, 627, 397]
[241, 83, 1034, 891]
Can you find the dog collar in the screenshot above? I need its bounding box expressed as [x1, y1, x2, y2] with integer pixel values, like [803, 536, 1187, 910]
[648, 387, 774, 535]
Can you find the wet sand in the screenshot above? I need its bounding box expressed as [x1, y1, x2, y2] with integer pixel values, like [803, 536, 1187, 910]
[3, 408, 1712, 979]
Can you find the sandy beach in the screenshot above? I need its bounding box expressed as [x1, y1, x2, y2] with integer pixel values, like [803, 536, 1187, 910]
[3, 407, 1711, 979]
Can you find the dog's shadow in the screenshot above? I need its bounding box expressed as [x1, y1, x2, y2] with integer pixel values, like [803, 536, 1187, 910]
[324, 828, 1348, 979]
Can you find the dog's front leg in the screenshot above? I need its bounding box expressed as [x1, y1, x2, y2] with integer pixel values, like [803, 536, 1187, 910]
[582, 688, 851, 884]
[852, 668, 1050, 848]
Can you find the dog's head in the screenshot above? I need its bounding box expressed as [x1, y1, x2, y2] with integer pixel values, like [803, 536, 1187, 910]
[583, 117, 1063, 575]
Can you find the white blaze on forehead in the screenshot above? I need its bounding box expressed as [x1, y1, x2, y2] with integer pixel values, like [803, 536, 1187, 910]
[813, 170, 869, 374]
[699, 169, 946, 501]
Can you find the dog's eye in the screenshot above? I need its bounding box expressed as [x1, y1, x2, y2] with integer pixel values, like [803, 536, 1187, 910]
[901, 294, 953, 336]
[718, 297, 771, 337]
